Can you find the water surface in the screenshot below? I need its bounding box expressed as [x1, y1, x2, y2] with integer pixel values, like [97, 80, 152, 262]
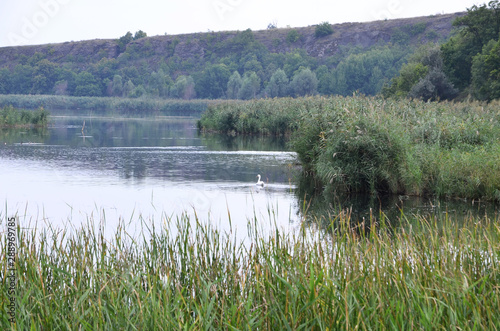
[1, 113, 497, 240]
[0, 115, 300, 239]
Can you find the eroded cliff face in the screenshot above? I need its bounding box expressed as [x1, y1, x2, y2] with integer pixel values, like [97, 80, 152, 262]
[0, 13, 463, 70]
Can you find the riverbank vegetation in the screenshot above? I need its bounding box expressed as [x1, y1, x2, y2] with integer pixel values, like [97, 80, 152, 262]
[0, 94, 210, 115]
[0, 106, 48, 128]
[1, 210, 499, 329]
[198, 96, 500, 201]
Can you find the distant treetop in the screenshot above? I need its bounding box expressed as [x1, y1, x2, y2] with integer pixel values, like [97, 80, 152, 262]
[315, 22, 334, 38]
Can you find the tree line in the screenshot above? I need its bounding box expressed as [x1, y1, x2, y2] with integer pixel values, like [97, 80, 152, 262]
[384, 0, 500, 101]
[0, 3, 498, 102]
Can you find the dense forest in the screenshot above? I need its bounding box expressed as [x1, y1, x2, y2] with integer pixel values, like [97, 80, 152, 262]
[0, 2, 498, 102]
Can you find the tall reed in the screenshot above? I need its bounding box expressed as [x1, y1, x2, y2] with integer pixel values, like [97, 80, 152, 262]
[199, 96, 500, 201]
[0, 95, 212, 115]
[1, 210, 499, 329]
[0, 106, 48, 128]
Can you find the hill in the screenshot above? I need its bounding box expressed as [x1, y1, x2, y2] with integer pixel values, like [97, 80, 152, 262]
[0, 13, 464, 100]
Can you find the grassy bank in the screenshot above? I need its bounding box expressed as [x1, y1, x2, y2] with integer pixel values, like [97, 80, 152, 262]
[0, 106, 49, 128]
[199, 96, 500, 201]
[0, 95, 212, 116]
[1, 211, 499, 329]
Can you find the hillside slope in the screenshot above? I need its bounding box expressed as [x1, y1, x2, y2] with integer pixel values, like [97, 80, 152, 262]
[0, 13, 462, 69]
[0, 13, 464, 100]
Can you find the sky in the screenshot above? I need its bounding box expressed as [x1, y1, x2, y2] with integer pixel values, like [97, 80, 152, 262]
[0, 0, 484, 48]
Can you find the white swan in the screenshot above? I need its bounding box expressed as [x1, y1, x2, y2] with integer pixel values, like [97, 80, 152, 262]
[256, 174, 265, 187]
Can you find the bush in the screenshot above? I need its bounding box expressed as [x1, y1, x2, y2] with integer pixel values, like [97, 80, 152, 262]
[286, 29, 301, 43]
[315, 22, 333, 38]
[0, 105, 49, 127]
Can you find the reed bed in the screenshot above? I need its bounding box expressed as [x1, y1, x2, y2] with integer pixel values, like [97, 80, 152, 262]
[199, 96, 500, 201]
[0, 106, 49, 128]
[0, 95, 213, 115]
[1, 210, 499, 329]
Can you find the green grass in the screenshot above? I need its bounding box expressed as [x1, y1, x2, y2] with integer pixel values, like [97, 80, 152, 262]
[1, 210, 499, 329]
[0, 106, 49, 128]
[198, 96, 500, 201]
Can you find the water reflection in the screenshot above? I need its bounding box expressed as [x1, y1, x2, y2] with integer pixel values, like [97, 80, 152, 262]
[295, 172, 499, 234]
[1, 115, 498, 239]
[0, 115, 300, 239]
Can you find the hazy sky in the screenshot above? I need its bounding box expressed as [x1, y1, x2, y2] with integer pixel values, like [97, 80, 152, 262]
[0, 0, 483, 47]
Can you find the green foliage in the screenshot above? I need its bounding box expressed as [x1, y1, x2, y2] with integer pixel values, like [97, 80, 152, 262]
[0, 105, 48, 127]
[198, 98, 301, 135]
[117, 30, 147, 54]
[315, 22, 334, 38]
[290, 67, 318, 96]
[117, 31, 133, 53]
[129, 84, 146, 98]
[384, 44, 457, 100]
[266, 69, 289, 98]
[292, 96, 500, 198]
[237, 71, 261, 100]
[391, 23, 428, 45]
[330, 45, 409, 96]
[0, 13, 495, 102]
[170, 75, 196, 100]
[471, 39, 500, 101]
[195, 64, 231, 99]
[382, 62, 429, 97]
[286, 29, 301, 43]
[31, 59, 60, 94]
[226, 71, 242, 99]
[200, 95, 500, 200]
[73, 72, 102, 97]
[133, 30, 147, 40]
[442, 1, 500, 95]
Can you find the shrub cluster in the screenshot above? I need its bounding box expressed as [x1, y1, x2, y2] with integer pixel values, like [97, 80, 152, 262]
[0, 105, 48, 127]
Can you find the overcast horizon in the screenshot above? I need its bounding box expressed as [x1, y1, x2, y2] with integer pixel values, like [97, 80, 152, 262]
[0, 0, 484, 48]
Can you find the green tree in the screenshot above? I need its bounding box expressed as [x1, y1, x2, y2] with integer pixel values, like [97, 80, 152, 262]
[134, 30, 147, 40]
[118, 32, 133, 53]
[195, 63, 231, 99]
[237, 71, 260, 100]
[226, 71, 243, 99]
[315, 22, 333, 38]
[123, 79, 135, 97]
[290, 67, 318, 96]
[31, 59, 59, 94]
[11, 65, 33, 94]
[266, 69, 289, 98]
[384, 44, 457, 100]
[382, 62, 428, 98]
[0, 68, 11, 94]
[283, 50, 317, 78]
[112, 75, 124, 97]
[441, 1, 500, 92]
[471, 39, 500, 100]
[74, 72, 101, 97]
[129, 85, 146, 98]
[170, 75, 196, 99]
[149, 69, 172, 97]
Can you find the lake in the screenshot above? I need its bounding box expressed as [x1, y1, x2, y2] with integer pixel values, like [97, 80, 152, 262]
[1, 112, 497, 240]
[0, 114, 300, 240]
